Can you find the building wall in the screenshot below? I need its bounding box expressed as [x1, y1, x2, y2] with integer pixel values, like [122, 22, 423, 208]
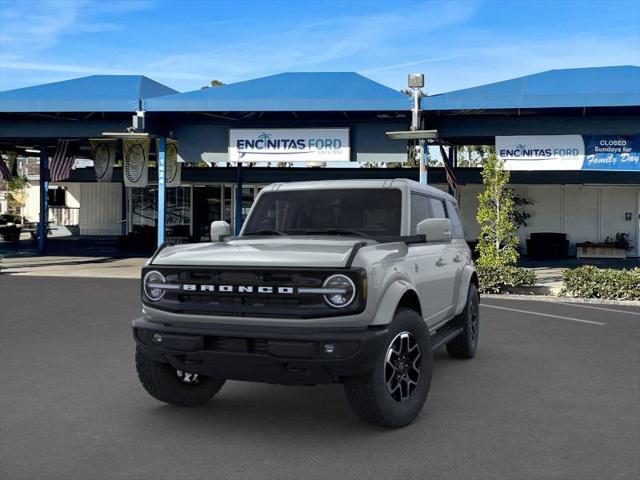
[64, 184, 81, 208]
[77, 182, 122, 235]
[23, 182, 84, 225]
[23, 182, 40, 222]
[457, 183, 640, 256]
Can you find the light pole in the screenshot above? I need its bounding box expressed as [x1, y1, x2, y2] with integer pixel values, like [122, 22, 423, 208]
[407, 73, 426, 184]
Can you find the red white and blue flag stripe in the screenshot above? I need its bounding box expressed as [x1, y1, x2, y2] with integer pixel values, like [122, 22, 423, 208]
[49, 140, 78, 182]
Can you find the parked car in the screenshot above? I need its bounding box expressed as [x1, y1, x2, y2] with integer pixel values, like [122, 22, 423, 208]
[133, 179, 479, 427]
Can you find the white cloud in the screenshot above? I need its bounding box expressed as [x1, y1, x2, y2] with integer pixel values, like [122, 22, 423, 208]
[0, 60, 208, 81]
[138, 1, 484, 89]
[360, 56, 459, 74]
[0, 0, 153, 57]
[0, 0, 483, 90]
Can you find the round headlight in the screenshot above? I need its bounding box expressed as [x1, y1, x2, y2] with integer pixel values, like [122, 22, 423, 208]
[322, 274, 356, 308]
[143, 270, 166, 301]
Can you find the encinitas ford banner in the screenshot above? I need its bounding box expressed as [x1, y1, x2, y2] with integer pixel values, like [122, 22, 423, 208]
[497, 135, 640, 171]
[229, 128, 350, 163]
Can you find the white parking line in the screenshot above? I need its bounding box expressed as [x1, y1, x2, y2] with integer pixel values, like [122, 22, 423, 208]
[548, 302, 640, 316]
[481, 304, 607, 326]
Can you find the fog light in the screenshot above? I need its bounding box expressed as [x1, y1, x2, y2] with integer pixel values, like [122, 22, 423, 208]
[322, 343, 337, 354]
[152, 333, 164, 344]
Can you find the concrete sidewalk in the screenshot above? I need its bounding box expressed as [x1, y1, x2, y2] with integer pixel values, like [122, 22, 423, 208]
[520, 265, 564, 295]
[0, 255, 147, 278]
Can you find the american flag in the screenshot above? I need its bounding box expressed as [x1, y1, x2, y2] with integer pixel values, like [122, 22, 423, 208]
[0, 156, 12, 181]
[49, 140, 78, 182]
[439, 145, 458, 192]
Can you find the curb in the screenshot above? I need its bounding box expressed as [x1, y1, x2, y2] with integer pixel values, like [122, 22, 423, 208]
[481, 293, 640, 307]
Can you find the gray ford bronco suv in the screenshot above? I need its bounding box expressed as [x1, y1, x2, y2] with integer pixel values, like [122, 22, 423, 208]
[133, 179, 479, 427]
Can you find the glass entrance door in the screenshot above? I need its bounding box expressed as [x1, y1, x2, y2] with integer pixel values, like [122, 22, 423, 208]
[193, 186, 222, 242]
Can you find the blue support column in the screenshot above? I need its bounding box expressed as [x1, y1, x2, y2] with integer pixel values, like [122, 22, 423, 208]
[157, 137, 166, 246]
[235, 162, 243, 235]
[38, 145, 48, 254]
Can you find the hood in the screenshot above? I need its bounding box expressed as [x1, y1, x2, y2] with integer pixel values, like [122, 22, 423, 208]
[151, 237, 367, 268]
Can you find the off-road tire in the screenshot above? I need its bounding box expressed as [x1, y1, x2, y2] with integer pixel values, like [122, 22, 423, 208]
[446, 283, 480, 359]
[135, 346, 225, 407]
[343, 308, 433, 428]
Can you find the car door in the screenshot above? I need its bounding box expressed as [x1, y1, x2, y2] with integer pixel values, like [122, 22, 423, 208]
[445, 199, 468, 308]
[426, 196, 458, 319]
[407, 194, 451, 326]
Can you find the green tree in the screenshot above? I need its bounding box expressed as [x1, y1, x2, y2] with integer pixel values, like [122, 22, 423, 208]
[4, 175, 30, 215]
[476, 153, 519, 267]
[201, 79, 225, 89]
[457, 145, 495, 167]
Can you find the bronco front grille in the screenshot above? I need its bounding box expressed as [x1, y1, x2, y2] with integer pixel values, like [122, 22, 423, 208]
[142, 266, 366, 319]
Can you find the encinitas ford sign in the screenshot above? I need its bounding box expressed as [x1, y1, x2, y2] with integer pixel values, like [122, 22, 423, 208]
[497, 135, 585, 170]
[229, 128, 350, 162]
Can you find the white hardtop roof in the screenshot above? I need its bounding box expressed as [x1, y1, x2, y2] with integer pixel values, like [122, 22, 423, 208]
[263, 179, 456, 202]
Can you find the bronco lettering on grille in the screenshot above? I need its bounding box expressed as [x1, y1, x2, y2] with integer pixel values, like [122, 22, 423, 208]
[182, 284, 295, 294]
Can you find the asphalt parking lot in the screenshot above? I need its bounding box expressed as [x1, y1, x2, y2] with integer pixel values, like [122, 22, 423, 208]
[1, 276, 638, 480]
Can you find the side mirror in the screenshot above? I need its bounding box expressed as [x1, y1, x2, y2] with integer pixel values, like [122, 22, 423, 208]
[417, 218, 452, 243]
[210, 221, 230, 242]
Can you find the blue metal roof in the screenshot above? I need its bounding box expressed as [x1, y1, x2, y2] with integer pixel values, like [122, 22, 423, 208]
[422, 66, 640, 111]
[145, 72, 411, 112]
[0, 75, 178, 113]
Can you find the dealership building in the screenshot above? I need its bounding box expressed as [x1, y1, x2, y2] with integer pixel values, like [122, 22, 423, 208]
[1, 66, 639, 257]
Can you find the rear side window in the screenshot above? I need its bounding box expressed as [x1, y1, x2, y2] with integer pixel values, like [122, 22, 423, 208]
[446, 200, 465, 238]
[410, 194, 432, 234]
[429, 198, 447, 219]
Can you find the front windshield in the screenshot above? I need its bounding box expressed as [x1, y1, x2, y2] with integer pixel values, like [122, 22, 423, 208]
[242, 188, 402, 238]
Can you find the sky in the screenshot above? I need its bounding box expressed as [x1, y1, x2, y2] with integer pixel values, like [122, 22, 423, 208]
[0, 0, 639, 94]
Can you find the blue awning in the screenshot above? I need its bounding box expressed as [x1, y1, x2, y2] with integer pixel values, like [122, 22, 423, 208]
[145, 72, 411, 112]
[422, 66, 640, 111]
[0, 75, 178, 113]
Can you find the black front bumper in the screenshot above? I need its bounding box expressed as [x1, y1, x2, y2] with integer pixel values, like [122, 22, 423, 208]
[133, 318, 389, 386]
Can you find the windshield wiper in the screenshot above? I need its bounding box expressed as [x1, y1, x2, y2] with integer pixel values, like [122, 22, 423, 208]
[301, 229, 371, 238]
[244, 229, 288, 236]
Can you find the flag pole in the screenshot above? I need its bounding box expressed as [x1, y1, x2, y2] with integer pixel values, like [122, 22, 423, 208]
[38, 144, 48, 254]
[408, 73, 426, 185]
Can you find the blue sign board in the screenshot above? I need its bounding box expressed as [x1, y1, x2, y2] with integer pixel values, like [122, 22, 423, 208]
[582, 135, 640, 171]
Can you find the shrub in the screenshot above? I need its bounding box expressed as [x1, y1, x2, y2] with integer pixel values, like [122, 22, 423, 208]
[562, 266, 640, 300]
[477, 265, 537, 294]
